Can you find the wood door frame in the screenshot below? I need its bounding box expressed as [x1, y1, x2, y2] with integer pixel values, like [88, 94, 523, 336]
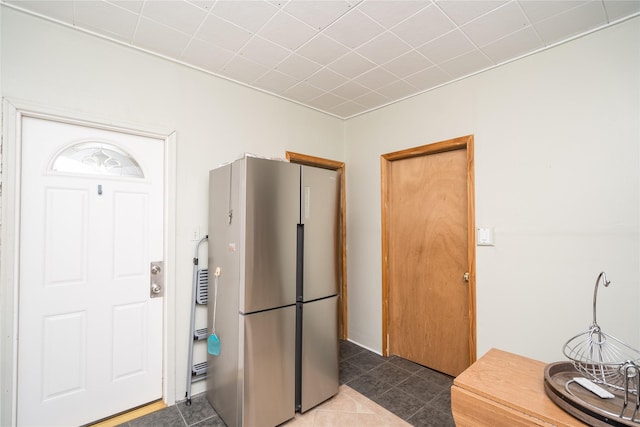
[0, 99, 178, 426]
[380, 135, 476, 364]
[286, 151, 348, 340]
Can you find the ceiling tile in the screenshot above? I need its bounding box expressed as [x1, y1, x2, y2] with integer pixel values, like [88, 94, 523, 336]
[254, 70, 298, 93]
[141, 0, 206, 35]
[276, 54, 323, 81]
[296, 34, 350, 66]
[417, 29, 476, 63]
[375, 79, 419, 100]
[436, 0, 508, 25]
[356, 31, 412, 64]
[461, 2, 530, 47]
[392, 4, 456, 47]
[438, 49, 493, 78]
[358, 0, 429, 28]
[211, 0, 278, 33]
[518, 0, 589, 23]
[308, 92, 347, 109]
[328, 101, 367, 118]
[603, 0, 640, 21]
[354, 67, 398, 90]
[332, 81, 370, 99]
[480, 26, 543, 63]
[181, 38, 235, 72]
[283, 0, 353, 30]
[328, 52, 376, 78]
[532, 1, 608, 45]
[108, 1, 144, 14]
[405, 66, 451, 90]
[382, 50, 433, 78]
[323, 9, 385, 49]
[258, 10, 318, 50]
[283, 82, 325, 103]
[219, 55, 269, 84]
[305, 68, 349, 91]
[134, 17, 192, 57]
[196, 14, 252, 51]
[187, 0, 215, 11]
[5, 0, 74, 23]
[238, 36, 291, 68]
[353, 91, 390, 109]
[74, 0, 139, 42]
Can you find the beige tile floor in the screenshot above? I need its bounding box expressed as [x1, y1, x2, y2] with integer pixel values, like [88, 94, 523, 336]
[282, 384, 411, 427]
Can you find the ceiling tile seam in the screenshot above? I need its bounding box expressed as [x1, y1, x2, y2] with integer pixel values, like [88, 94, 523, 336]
[357, 0, 433, 33]
[355, 29, 417, 65]
[218, 5, 323, 87]
[174, 1, 219, 60]
[533, 0, 608, 29]
[250, 2, 439, 92]
[200, 2, 279, 74]
[511, 0, 546, 49]
[430, 1, 497, 67]
[454, 0, 517, 28]
[131, 0, 152, 45]
[185, 0, 214, 13]
[599, 0, 614, 23]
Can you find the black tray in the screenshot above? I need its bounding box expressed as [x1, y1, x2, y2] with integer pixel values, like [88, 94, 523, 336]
[544, 361, 639, 426]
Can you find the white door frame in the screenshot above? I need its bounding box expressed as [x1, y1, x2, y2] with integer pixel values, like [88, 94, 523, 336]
[0, 98, 178, 426]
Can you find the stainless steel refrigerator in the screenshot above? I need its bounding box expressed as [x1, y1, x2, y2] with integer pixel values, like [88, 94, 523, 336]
[206, 155, 339, 427]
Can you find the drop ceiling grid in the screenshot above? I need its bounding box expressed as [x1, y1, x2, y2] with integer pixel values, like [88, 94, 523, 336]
[2, 0, 640, 119]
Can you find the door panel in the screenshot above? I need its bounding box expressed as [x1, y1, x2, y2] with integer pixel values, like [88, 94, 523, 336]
[384, 139, 474, 377]
[301, 166, 340, 302]
[243, 306, 296, 427]
[17, 116, 164, 426]
[243, 157, 299, 313]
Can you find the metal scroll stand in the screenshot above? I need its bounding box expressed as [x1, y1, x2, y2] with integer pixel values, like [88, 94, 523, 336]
[185, 235, 209, 406]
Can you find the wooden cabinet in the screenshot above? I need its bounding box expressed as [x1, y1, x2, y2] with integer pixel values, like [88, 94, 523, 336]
[451, 348, 587, 426]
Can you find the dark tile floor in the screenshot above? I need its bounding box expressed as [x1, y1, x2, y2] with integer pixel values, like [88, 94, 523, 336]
[117, 340, 455, 427]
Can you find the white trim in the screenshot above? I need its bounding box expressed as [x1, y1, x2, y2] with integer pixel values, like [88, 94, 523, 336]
[164, 130, 177, 406]
[1, 99, 21, 427]
[0, 98, 177, 425]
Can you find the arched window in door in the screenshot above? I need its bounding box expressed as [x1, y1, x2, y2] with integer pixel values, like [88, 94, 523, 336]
[50, 141, 144, 178]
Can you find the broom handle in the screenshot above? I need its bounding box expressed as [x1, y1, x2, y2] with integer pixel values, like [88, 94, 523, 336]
[212, 267, 220, 333]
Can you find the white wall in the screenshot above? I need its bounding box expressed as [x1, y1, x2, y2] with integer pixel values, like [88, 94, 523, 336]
[344, 16, 640, 363]
[0, 7, 345, 406]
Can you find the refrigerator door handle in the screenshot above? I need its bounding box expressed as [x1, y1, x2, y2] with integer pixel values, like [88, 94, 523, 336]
[296, 224, 304, 302]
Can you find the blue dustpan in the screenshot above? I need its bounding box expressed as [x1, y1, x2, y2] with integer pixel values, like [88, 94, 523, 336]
[207, 332, 220, 356]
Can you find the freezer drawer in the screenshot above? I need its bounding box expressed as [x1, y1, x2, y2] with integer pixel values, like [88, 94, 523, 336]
[243, 305, 296, 427]
[299, 296, 339, 413]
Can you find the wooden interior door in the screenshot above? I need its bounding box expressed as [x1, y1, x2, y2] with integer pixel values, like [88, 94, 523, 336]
[286, 151, 348, 340]
[381, 135, 475, 377]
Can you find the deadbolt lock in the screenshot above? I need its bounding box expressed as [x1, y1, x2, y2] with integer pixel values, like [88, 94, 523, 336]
[150, 261, 164, 298]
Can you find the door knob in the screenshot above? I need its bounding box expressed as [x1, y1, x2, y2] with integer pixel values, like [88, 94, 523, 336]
[463, 272, 470, 282]
[150, 261, 164, 298]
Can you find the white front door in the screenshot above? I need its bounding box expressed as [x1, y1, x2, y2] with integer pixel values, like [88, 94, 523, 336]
[17, 116, 164, 426]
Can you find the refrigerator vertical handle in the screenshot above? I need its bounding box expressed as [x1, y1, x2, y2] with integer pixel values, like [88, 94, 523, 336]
[296, 224, 304, 302]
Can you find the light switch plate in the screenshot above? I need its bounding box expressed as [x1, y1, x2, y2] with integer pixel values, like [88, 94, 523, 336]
[477, 227, 495, 246]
